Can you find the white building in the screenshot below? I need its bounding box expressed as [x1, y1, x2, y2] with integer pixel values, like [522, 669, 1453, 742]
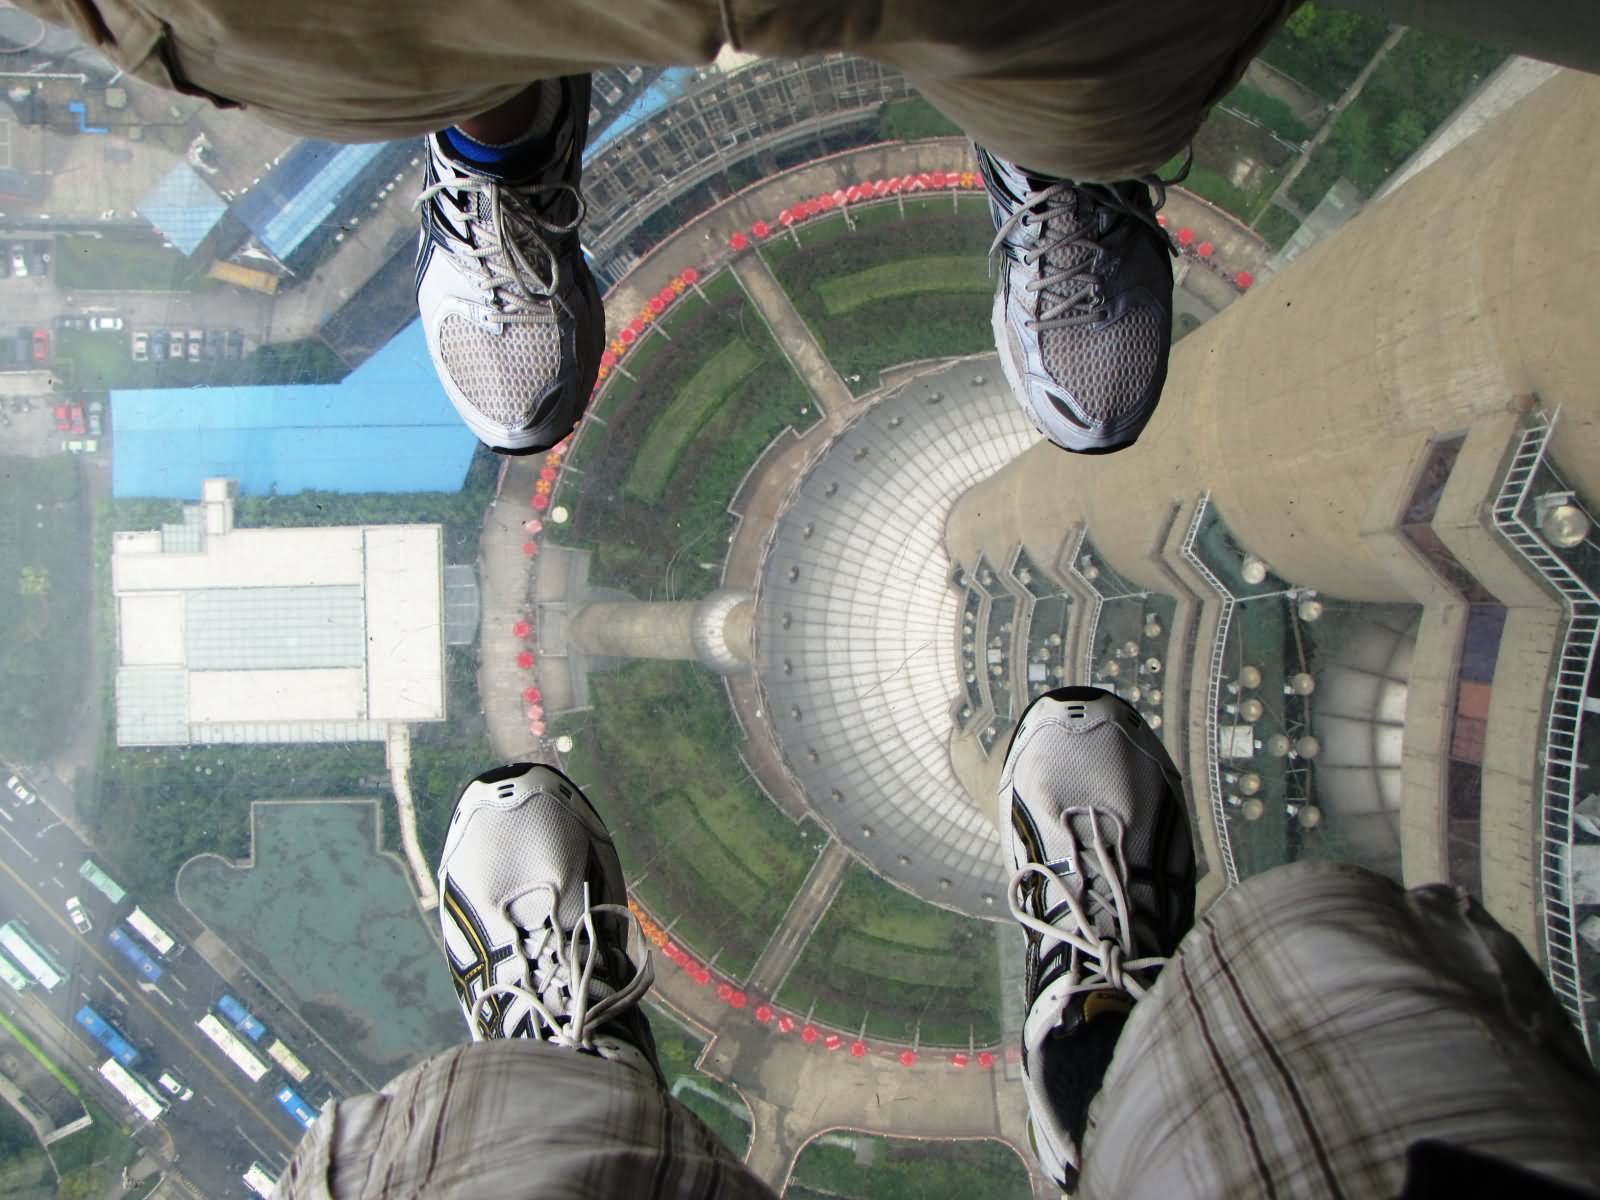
[112, 478, 447, 746]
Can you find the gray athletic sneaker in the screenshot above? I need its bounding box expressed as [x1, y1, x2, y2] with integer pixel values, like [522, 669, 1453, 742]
[414, 75, 603, 454]
[979, 147, 1180, 455]
[437, 763, 661, 1082]
[998, 687, 1195, 1191]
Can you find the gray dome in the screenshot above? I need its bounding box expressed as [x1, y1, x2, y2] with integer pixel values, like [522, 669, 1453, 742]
[754, 359, 1039, 915]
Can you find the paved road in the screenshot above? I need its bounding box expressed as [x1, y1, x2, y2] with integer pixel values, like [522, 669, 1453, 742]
[0, 778, 329, 1196]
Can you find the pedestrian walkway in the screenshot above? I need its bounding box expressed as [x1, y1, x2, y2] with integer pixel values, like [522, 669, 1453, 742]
[746, 838, 851, 997]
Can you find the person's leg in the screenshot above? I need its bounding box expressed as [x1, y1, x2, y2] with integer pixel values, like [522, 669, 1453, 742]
[414, 75, 605, 456]
[998, 687, 1600, 1198]
[274, 762, 777, 1199]
[996, 685, 1196, 1190]
[1075, 859, 1600, 1198]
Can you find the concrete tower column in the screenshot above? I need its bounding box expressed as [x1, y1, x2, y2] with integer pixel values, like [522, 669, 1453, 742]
[566, 587, 754, 674]
[948, 70, 1600, 601]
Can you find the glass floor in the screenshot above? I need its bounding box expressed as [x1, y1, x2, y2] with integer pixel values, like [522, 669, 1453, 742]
[0, 8, 1594, 1198]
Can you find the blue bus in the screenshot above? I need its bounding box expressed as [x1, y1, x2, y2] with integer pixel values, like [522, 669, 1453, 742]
[106, 927, 162, 983]
[217, 992, 266, 1042]
[274, 1085, 317, 1130]
[75, 1005, 140, 1069]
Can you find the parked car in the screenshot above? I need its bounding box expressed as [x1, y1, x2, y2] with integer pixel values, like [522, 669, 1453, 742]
[5, 774, 35, 804]
[131, 330, 149, 361]
[225, 329, 244, 359]
[204, 329, 224, 359]
[156, 1072, 193, 1102]
[10, 245, 27, 278]
[87, 410, 102, 437]
[52, 404, 69, 431]
[55, 315, 85, 331]
[14, 328, 28, 363]
[65, 897, 91, 935]
[31, 329, 48, 363]
[89, 316, 123, 332]
[186, 330, 203, 361]
[150, 330, 168, 362]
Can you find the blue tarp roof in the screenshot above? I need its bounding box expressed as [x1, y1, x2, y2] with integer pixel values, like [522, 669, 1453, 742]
[234, 140, 388, 261]
[112, 320, 478, 499]
[137, 163, 228, 256]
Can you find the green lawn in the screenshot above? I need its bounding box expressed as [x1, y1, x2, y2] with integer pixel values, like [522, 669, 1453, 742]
[575, 661, 820, 978]
[1255, 204, 1302, 251]
[552, 268, 817, 600]
[816, 255, 989, 317]
[624, 337, 762, 503]
[761, 200, 995, 392]
[777, 864, 1001, 1045]
[877, 96, 963, 141]
[0, 456, 88, 765]
[791, 1136, 1031, 1200]
[1222, 84, 1315, 144]
[53, 234, 195, 291]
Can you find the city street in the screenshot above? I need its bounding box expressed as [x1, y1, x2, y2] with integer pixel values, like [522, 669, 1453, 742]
[0, 779, 317, 1195]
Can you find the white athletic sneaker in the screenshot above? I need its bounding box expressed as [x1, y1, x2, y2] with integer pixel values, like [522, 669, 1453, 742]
[414, 75, 603, 453]
[437, 763, 661, 1081]
[999, 687, 1196, 1190]
[979, 147, 1182, 455]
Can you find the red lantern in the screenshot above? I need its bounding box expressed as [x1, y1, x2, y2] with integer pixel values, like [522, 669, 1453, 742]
[849, 1041, 866, 1058]
[755, 1004, 774, 1024]
[931, 171, 947, 188]
[1197, 241, 1215, 258]
[801, 1025, 819, 1044]
[680, 266, 699, 284]
[951, 1053, 969, 1068]
[776, 1014, 795, 1034]
[532, 494, 550, 510]
[729, 231, 749, 251]
[978, 1051, 995, 1069]
[1235, 270, 1255, 290]
[730, 991, 747, 1009]
[516, 651, 533, 669]
[899, 1049, 917, 1067]
[512, 619, 531, 637]
[752, 220, 770, 239]
[523, 687, 540, 703]
[824, 1033, 842, 1051]
[648, 296, 665, 314]
[600, 348, 618, 367]
[1176, 227, 1196, 247]
[539, 467, 557, 482]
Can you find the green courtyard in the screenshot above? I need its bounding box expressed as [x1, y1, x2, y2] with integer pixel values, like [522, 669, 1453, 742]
[552, 270, 817, 600]
[760, 197, 994, 393]
[552, 660, 822, 979]
[177, 800, 460, 1080]
[777, 864, 1001, 1047]
[790, 1134, 1030, 1200]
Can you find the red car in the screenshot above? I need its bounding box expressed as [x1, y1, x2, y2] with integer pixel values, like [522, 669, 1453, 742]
[52, 403, 69, 431]
[31, 329, 48, 363]
[67, 403, 85, 434]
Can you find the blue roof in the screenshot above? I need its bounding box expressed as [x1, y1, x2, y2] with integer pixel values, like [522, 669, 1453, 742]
[234, 140, 389, 261]
[112, 320, 478, 499]
[137, 163, 228, 256]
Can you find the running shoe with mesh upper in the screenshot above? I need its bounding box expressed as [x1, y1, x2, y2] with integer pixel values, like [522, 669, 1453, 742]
[414, 75, 603, 454]
[999, 686, 1196, 1191]
[437, 763, 662, 1082]
[979, 147, 1182, 455]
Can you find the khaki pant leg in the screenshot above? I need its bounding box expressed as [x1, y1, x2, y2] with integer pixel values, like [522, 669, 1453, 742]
[734, 0, 1293, 181]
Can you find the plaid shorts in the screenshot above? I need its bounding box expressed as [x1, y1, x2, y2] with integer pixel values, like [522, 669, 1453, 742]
[274, 862, 1600, 1198]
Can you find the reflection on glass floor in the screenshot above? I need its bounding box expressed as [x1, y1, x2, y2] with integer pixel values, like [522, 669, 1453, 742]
[0, 17, 1593, 1198]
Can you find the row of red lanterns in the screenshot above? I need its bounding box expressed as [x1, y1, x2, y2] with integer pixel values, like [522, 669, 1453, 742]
[634, 902, 999, 1069]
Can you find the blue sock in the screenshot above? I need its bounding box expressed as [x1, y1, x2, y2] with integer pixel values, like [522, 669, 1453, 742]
[444, 126, 519, 166]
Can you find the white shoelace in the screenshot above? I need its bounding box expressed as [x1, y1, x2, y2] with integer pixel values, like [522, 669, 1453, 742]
[1007, 806, 1167, 1004]
[415, 169, 585, 325]
[467, 880, 654, 1048]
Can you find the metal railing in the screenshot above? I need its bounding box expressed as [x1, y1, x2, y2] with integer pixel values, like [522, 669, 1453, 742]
[1065, 527, 1104, 683]
[1178, 493, 1241, 886]
[1488, 410, 1596, 1057]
